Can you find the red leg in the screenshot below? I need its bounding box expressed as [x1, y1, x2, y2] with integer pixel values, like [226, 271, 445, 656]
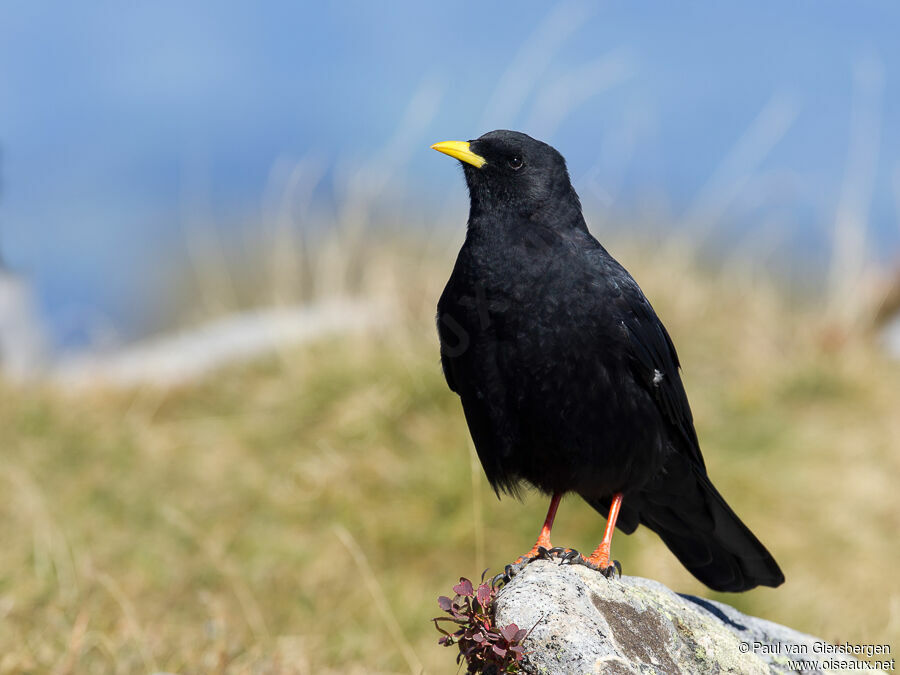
[513, 493, 562, 564]
[586, 492, 623, 570]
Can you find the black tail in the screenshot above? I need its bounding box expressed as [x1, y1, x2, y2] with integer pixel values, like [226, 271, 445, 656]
[586, 468, 784, 592]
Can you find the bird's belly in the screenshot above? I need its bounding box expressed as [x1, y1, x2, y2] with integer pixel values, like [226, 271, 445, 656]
[502, 349, 668, 497]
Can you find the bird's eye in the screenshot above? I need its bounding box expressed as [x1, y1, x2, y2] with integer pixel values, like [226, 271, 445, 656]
[508, 155, 523, 170]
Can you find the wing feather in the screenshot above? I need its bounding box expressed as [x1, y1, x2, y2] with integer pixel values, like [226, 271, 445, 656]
[608, 268, 705, 470]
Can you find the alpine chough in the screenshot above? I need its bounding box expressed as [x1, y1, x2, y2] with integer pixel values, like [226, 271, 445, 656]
[432, 130, 784, 592]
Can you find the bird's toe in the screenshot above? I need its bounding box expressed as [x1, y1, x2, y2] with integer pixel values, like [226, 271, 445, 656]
[547, 546, 578, 560]
[534, 546, 554, 560]
[556, 550, 622, 578]
[555, 548, 582, 564]
[600, 560, 623, 579]
[497, 560, 527, 585]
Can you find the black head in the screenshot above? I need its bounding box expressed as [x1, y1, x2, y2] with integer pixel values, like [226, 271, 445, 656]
[432, 130, 585, 228]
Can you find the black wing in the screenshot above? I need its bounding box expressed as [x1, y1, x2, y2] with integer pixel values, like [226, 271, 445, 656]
[436, 283, 520, 494]
[605, 261, 705, 470]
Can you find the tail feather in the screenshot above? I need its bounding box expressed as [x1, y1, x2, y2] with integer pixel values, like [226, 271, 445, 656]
[584, 468, 784, 592]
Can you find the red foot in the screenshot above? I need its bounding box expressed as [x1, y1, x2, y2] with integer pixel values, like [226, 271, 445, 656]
[586, 543, 611, 570]
[512, 541, 549, 566]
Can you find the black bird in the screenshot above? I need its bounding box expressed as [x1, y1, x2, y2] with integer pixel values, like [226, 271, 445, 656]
[431, 130, 784, 592]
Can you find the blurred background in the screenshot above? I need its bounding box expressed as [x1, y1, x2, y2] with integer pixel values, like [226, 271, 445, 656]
[1, 1, 899, 673]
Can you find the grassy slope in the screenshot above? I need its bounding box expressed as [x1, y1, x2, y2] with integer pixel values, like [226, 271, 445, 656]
[1, 238, 899, 673]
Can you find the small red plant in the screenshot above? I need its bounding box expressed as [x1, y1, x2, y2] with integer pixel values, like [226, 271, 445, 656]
[433, 573, 528, 674]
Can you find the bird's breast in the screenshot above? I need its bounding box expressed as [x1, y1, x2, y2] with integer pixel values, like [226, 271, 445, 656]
[439, 248, 666, 496]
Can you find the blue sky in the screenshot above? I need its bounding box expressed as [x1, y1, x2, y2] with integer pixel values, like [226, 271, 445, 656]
[2, 1, 899, 345]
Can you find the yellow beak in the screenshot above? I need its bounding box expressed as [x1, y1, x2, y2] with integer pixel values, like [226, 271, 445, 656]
[430, 140, 486, 168]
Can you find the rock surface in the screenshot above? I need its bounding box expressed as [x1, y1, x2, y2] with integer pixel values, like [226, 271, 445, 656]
[494, 561, 884, 674]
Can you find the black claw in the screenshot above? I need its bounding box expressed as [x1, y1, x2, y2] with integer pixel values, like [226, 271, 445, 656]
[496, 553, 544, 586]
[558, 548, 582, 564]
[495, 546, 620, 587]
[500, 559, 530, 583]
[556, 547, 584, 565]
[550, 549, 622, 578]
[598, 560, 622, 579]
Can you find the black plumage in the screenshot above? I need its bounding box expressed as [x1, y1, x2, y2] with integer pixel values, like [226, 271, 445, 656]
[433, 130, 783, 592]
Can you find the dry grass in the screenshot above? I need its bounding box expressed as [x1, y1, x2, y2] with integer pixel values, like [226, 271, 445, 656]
[1, 233, 899, 673]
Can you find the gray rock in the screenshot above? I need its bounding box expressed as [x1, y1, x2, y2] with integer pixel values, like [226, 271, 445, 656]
[493, 561, 886, 674]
